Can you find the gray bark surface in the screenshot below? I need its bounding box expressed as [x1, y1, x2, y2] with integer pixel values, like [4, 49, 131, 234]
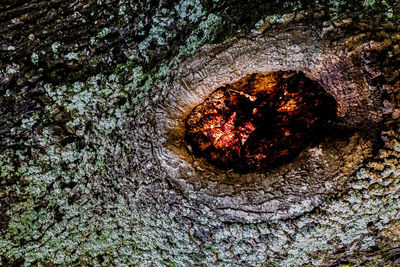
[0, 0, 400, 265]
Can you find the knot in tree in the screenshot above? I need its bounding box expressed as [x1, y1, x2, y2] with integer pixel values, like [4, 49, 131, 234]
[185, 71, 337, 172]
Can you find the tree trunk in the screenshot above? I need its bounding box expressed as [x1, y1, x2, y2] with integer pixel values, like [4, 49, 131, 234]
[1, 0, 400, 265]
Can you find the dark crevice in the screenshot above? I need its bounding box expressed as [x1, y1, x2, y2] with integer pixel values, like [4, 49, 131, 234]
[185, 71, 338, 173]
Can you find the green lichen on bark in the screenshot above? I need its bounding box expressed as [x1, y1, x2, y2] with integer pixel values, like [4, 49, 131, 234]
[0, 0, 400, 266]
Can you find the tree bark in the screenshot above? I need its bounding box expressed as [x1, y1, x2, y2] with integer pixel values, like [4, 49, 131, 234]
[0, 0, 400, 265]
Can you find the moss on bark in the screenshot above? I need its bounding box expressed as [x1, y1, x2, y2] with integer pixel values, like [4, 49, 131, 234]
[0, 0, 400, 266]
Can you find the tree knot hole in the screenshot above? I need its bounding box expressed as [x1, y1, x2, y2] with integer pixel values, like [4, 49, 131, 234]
[185, 71, 338, 173]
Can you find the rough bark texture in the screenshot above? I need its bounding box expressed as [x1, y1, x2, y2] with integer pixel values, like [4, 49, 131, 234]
[1, 0, 400, 266]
